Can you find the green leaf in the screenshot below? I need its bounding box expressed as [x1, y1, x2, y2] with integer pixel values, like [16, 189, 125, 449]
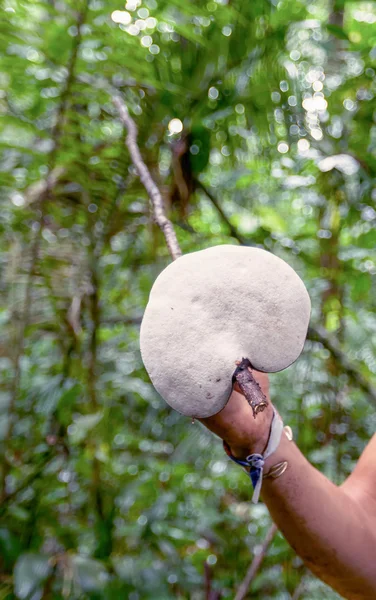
[351, 272, 371, 303]
[189, 125, 211, 174]
[68, 412, 103, 444]
[72, 555, 109, 592]
[235, 173, 254, 189]
[56, 383, 81, 426]
[326, 24, 349, 41]
[0, 528, 23, 569]
[8, 506, 30, 522]
[258, 206, 286, 233]
[14, 553, 52, 599]
[356, 230, 376, 249]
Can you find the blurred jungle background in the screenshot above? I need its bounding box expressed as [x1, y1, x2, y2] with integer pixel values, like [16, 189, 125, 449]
[1, 0, 376, 598]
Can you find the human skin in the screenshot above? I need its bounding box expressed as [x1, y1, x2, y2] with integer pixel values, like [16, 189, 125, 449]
[200, 369, 376, 600]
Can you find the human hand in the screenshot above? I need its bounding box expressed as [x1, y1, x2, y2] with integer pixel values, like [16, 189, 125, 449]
[199, 368, 274, 459]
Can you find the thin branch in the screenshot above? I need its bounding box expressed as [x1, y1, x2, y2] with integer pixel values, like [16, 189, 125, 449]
[113, 94, 182, 261]
[24, 167, 65, 205]
[47, 5, 88, 178]
[204, 560, 212, 600]
[291, 577, 306, 600]
[204, 560, 221, 600]
[0, 450, 54, 515]
[308, 325, 376, 407]
[234, 523, 278, 600]
[77, 72, 156, 94]
[195, 180, 251, 246]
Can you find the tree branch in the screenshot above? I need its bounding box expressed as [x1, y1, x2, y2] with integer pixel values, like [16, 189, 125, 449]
[291, 576, 306, 600]
[46, 4, 88, 181]
[204, 560, 221, 600]
[24, 167, 66, 205]
[308, 325, 376, 407]
[113, 95, 182, 261]
[234, 523, 278, 600]
[195, 180, 251, 246]
[0, 450, 54, 515]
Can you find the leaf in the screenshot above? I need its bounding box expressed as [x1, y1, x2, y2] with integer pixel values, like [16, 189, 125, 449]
[0, 528, 23, 569]
[14, 553, 52, 599]
[8, 506, 30, 522]
[0, 412, 10, 441]
[189, 125, 211, 174]
[258, 206, 286, 233]
[326, 24, 349, 41]
[68, 412, 103, 444]
[56, 383, 81, 426]
[350, 272, 371, 303]
[356, 230, 376, 249]
[72, 555, 109, 592]
[235, 173, 254, 189]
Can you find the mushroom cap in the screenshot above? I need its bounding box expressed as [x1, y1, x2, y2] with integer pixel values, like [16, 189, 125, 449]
[140, 245, 311, 418]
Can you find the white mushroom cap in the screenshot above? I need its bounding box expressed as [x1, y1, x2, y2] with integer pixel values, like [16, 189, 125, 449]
[140, 245, 311, 418]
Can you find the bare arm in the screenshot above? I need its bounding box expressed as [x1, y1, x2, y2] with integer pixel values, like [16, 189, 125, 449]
[201, 372, 376, 600]
[262, 431, 376, 599]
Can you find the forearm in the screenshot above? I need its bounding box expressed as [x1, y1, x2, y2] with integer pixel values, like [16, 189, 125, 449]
[201, 377, 376, 598]
[261, 433, 376, 600]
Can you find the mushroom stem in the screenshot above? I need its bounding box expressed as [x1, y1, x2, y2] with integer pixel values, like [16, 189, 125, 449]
[232, 358, 268, 419]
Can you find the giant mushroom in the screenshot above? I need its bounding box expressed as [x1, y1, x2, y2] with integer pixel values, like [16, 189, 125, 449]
[140, 245, 311, 419]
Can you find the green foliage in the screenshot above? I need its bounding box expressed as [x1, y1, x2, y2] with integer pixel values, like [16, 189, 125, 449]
[0, 0, 375, 598]
[14, 553, 52, 599]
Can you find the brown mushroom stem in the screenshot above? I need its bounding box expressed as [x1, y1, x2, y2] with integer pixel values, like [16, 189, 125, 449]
[232, 358, 268, 419]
